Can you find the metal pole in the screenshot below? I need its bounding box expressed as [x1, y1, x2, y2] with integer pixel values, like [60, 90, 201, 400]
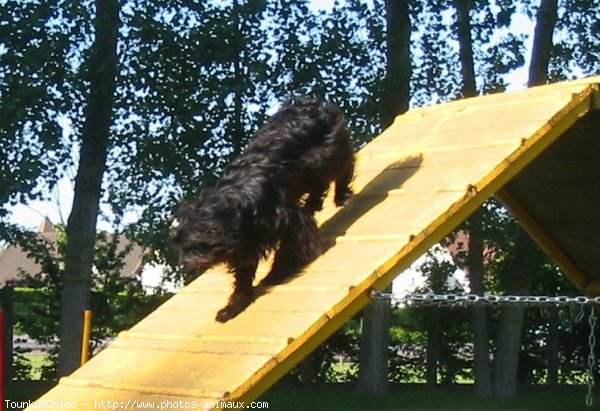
[80, 310, 93, 366]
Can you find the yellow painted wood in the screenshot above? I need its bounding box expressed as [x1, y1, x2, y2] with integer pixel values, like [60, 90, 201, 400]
[27, 77, 600, 410]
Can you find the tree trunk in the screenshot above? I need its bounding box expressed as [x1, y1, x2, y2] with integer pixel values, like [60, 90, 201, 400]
[466, 209, 493, 398]
[232, 0, 245, 156]
[528, 0, 558, 87]
[491, 0, 559, 395]
[357, 291, 391, 395]
[380, 0, 411, 128]
[529, 0, 559, 386]
[493, 229, 535, 398]
[426, 306, 441, 386]
[453, 0, 493, 397]
[453, 0, 477, 98]
[58, 0, 120, 377]
[357, 0, 410, 395]
[300, 354, 315, 384]
[546, 306, 560, 386]
[493, 306, 526, 397]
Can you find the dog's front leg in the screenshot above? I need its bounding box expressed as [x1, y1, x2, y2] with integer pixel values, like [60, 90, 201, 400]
[216, 259, 258, 322]
[305, 181, 329, 213]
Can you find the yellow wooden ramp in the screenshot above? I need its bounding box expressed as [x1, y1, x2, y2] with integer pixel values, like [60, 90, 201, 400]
[28, 77, 600, 409]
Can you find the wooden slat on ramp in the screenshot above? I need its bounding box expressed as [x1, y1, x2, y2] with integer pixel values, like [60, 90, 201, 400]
[27, 77, 600, 410]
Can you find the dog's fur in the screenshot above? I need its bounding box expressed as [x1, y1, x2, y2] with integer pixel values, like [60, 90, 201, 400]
[170, 98, 355, 322]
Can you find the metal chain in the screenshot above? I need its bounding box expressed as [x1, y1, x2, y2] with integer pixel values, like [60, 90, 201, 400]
[371, 290, 600, 307]
[371, 289, 599, 407]
[586, 307, 597, 407]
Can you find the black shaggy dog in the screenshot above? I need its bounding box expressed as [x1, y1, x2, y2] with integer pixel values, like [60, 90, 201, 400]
[170, 98, 355, 322]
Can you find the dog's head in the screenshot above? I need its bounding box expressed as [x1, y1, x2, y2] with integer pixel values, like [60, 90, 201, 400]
[170, 190, 238, 274]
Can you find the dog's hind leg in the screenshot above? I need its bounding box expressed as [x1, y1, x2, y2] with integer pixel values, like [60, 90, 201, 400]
[261, 209, 320, 286]
[334, 155, 355, 206]
[216, 258, 258, 322]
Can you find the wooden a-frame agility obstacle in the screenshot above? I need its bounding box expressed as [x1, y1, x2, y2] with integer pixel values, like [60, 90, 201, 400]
[27, 76, 600, 410]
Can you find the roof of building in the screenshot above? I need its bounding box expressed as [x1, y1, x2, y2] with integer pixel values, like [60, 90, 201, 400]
[0, 218, 145, 284]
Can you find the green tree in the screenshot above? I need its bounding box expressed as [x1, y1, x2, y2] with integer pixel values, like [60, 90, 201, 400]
[528, 0, 558, 86]
[546, 0, 600, 80]
[414, 0, 524, 395]
[452, 0, 493, 397]
[357, 0, 410, 396]
[106, 0, 386, 270]
[372, 0, 597, 392]
[58, 0, 121, 377]
[0, 0, 106, 376]
[489, 0, 560, 398]
[0, 0, 76, 227]
[14, 223, 164, 379]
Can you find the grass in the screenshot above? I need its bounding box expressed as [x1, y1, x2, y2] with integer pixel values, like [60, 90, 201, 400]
[5, 381, 597, 410]
[24, 353, 49, 380]
[13, 352, 52, 381]
[261, 383, 597, 410]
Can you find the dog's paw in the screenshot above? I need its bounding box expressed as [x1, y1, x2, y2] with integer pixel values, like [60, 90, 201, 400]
[334, 190, 352, 206]
[215, 307, 236, 323]
[215, 293, 253, 323]
[305, 198, 324, 213]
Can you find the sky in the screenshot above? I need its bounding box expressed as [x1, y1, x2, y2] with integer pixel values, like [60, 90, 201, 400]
[7, 0, 536, 232]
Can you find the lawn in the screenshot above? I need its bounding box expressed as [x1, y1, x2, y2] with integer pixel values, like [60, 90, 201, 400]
[261, 383, 596, 410]
[22, 353, 50, 380]
[5, 381, 596, 410]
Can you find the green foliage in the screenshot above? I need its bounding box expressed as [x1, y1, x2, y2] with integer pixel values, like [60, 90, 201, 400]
[0, 0, 90, 215]
[286, 320, 361, 384]
[546, 0, 600, 80]
[12, 351, 35, 381]
[388, 308, 427, 383]
[87, 0, 387, 279]
[89, 230, 167, 344]
[11, 224, 168, 379]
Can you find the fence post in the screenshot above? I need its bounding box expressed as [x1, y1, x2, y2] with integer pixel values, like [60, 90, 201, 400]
[1, 309, 5, 411]
[80, 310, 93, 366]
